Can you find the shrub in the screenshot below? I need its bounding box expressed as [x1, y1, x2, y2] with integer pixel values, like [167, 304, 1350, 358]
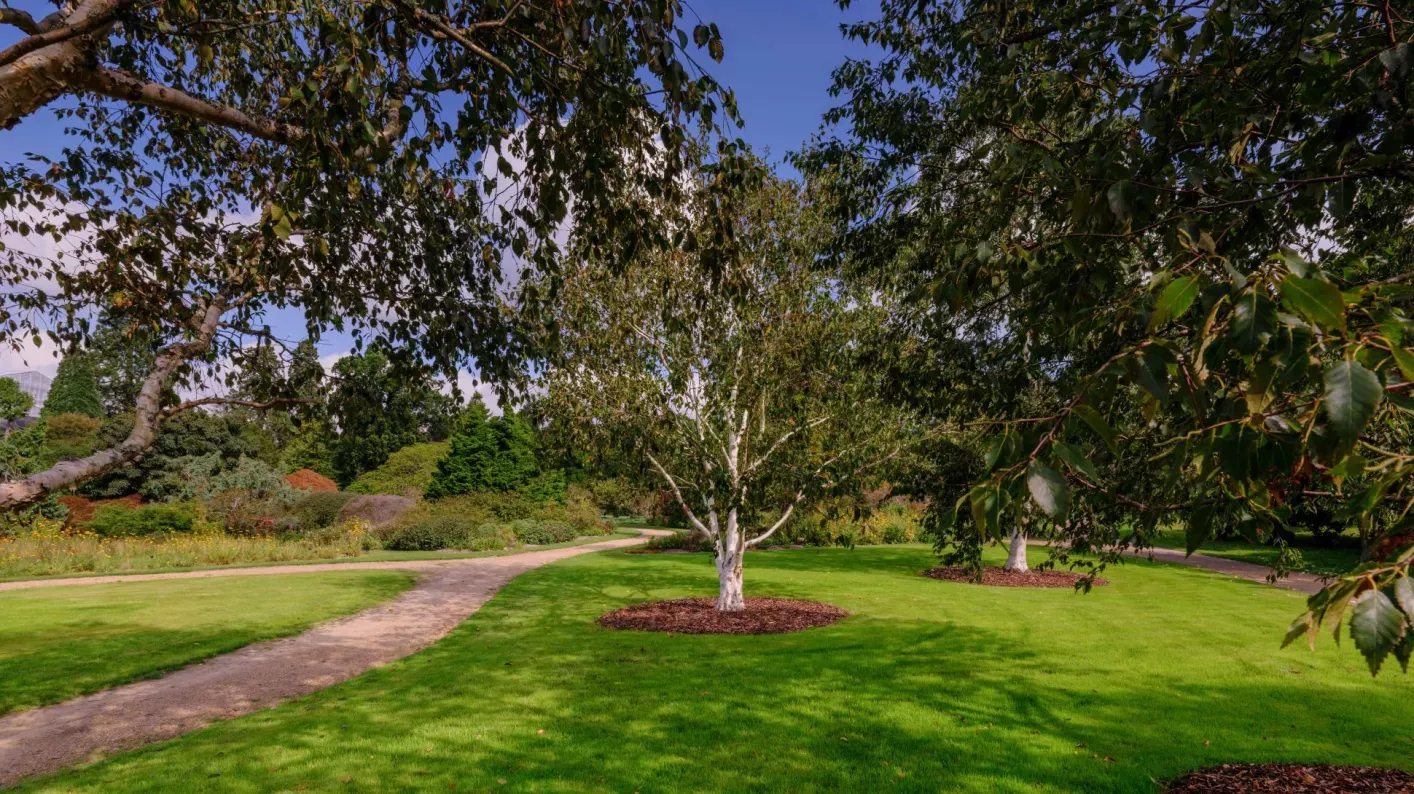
[284, 468, 338, 492]
[338, 494, 417, 527]
[857, 505, 918, 545]
[207, 489, 287, 536]
[509, 518, 577, 545]
[643, 529, 711, 552]
[347, 442, 451, 497]
[522, 469, 568, 503]
[588, 478, 652, 517]
[87, 503, 198, 536]
[288, 491, 358, 531]
[385, 515, 515, 551]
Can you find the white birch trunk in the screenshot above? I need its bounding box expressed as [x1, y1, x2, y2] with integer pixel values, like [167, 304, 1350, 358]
[1004, 528, 1029, 573]
[715, 507, 746, 611]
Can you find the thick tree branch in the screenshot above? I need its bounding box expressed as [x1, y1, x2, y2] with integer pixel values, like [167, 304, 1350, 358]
[0, 0, 133, 67]
[81, 68, 306, 143]
[0, 9, 43, 36]
[163, 396, 318, 416]
[0, 292, 233, 510]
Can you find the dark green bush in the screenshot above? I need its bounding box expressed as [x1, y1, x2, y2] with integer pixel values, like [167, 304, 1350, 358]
[87, 504, 197, 536]
[288, 491, 359, 530]
[385, 515, 516, 551]
[509, 518, 577, 545]
[642, 529, 711, 552]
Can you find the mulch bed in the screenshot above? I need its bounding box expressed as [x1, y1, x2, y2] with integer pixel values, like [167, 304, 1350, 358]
[1166, 764, 1414, 793]
[921, 566, 1108, 588]
[598, 597, 847, 635]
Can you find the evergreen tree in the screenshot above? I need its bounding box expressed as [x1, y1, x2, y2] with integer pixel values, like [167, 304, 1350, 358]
[0, 378, 33, 425]
[426, 403, 539, 499]
[41, 355, 103, 419]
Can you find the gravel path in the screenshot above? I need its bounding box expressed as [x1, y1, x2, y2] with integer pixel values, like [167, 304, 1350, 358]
[1032, 541, 1326, 595]
[0, 529, 668, 788]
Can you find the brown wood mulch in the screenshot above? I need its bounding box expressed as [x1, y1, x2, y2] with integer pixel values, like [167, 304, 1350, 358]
[921, 566, 1108, 588]
[598, 597, 847, 635]
[1166, 764, 1414, 794]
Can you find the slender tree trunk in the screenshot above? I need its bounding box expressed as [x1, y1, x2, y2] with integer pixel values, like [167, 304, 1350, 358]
[715, 507, 746, 611]
[1004, 527, 1029, 573]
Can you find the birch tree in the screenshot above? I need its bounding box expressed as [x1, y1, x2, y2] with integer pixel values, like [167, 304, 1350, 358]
[0, 0, 739, 507]
[538, 169, 914, 611]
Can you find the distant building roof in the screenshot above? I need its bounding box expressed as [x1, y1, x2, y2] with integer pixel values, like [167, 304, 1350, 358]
[0, 371, 52, 417]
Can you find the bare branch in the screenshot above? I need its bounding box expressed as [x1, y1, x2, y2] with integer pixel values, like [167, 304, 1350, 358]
[645, 451, 712, 536]
[0, 9, 42, 36]
[163, 396, 318, 417]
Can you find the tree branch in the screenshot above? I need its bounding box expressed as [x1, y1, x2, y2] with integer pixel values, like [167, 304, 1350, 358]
[0, 9, 42, 36]
[163, 396, 318, 417]
[0, 0, 134, 67]
[81, 68, 306, 143]
[645, 451, 712, 536]
[0, 291, 233, 510]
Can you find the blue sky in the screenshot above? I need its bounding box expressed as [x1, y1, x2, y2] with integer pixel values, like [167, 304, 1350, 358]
[0, 1, 877, 396]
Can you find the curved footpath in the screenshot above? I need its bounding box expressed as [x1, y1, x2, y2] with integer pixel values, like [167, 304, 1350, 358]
[0, 529, 670, 788]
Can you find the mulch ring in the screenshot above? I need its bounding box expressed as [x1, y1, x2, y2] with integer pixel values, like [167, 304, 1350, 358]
[599, 597, 847, 635]
[1166, 764, 1414, 794]
[921, 566, 1108, 588]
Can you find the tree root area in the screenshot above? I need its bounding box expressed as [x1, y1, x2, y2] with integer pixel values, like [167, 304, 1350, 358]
[1166, 763, 1414, 793]
[598, 597, 847, 635]
[921, 567, 1108, 588]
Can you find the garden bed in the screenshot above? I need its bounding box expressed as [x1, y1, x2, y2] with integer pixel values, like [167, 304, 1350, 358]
[1166, 763, 1414, 793]
[599, 597, 846, 634]
[922, 566, 1107, 588]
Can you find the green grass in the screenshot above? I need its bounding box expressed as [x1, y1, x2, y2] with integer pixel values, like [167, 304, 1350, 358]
[1148, 528, 1363, 577]
[15, 545, 1414, 793]
[0, 570, 415, 715]
[0, 530, 638, 583]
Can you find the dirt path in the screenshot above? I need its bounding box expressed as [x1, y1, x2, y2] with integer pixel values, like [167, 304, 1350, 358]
[1032, 541, 1326, 595]
[0, 529, 669, 788]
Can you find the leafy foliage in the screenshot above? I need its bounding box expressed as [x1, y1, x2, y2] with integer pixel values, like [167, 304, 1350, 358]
[86, 504, 198, 537]
[347, 442, 451, 497]
[0, 0, 745, 506]
[803, 0, 1414, 671]
[425, 403, 539, 498]
[328, 350, 459, 486]
[287, 491, 359, 532]
[0, 378, 32, 423]
[40, 355, 102, 419]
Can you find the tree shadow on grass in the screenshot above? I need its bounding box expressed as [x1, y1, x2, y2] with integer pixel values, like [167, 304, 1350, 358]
[17, 551, 1414, 794]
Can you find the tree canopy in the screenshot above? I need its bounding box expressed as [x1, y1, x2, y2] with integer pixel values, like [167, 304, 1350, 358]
[801, 0, 1414, 673]
[0, 0, 743, 507]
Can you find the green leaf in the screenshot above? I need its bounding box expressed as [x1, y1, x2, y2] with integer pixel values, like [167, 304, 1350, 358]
[1149, 276, 1199, 331]
[1026, 461, 1070, 522]
[1231, 292, 1276, 354]
[1350, 589, 1407, 676]
[1186, 503, 1216, 556]
[1390, 577, 1414, 618]
[1323, 360, 1382, 447]
[1389, 392, 1414, 414]
[1389, 346, 1414, 383]
[1279, 276, 1347, 333]
[1070, 404, 1117, 455]
[1053, 441, 1099, 482]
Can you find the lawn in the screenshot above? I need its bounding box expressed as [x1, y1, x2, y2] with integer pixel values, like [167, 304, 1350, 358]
[0, 570, 415, 715]
[1147, 528, 1363, 577]
[14, 545, 1414, 793]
